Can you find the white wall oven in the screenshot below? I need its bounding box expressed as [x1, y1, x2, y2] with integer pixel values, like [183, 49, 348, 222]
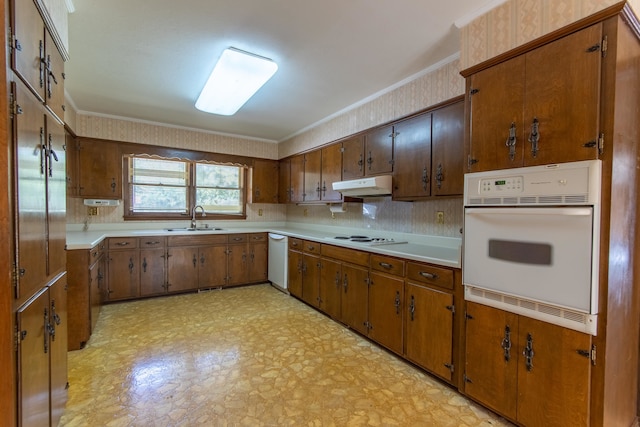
[463, 160, 601, 335]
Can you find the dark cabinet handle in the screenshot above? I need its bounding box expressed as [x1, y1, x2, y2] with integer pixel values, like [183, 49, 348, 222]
[142, 258, 147, 273]
[394, 291, 401, 315]
[116, 242, 130, 246]
[435, 163, 444, 190]
[343, 274, 348, 291]
[528, 118, 540, 158]
[419, 271, 438, 280]
[145, 241, 160, 245]
[501, 325, 512, 362]
[422, 167, 428, 190]
[506, 122, 517, 161]
[378, 262, 392, 269]
[193, 254, 197, 268]
[128, 258, 134, 273]
[523, 333, 535, 371]
[111, 178, 116, 192]
[409, 295, 415, 321]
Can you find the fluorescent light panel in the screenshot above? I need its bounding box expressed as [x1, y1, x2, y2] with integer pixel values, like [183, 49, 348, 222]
[195, 47, 278, 116]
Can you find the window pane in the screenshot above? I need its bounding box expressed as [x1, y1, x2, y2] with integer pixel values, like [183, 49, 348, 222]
[131, 158, 188, 185]
[196, 163, 240, 188]
[132, 185, 187, 212]
[196, 188, 242, 213]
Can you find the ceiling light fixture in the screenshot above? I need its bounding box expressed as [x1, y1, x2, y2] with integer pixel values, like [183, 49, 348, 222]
[195, 47, 278, 116]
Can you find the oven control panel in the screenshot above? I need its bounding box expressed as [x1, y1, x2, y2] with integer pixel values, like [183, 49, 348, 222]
[480, 176, 523, 194]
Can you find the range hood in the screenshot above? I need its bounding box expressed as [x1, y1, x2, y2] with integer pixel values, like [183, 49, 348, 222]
[332, 175, 393, 197]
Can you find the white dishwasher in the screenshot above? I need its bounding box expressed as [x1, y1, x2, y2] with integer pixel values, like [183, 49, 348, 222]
[268, 233, 288, 291]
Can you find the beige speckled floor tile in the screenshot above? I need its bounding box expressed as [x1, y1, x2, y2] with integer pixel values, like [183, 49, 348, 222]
[60, 284, 512, 426]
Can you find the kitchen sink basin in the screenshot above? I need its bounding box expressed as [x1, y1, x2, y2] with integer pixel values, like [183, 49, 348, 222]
[165, 227, 224, 232]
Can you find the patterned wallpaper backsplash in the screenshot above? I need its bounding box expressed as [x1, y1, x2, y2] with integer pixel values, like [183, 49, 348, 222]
[459, 0, 639, 71]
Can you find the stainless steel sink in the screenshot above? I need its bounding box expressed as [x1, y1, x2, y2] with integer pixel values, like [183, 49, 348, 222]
[165, 227, 224, 232]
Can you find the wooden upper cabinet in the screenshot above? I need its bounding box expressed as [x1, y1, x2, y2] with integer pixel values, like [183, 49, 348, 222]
[303, 149, 321, 202]
[66, 134, 79, 197]
[364, 125, 394, 175]
[46, 114, 66, 278]
[320, 144, 342, 202]
[251, 158, 278, 203]
[11, 0, 46, 101]
[44, 28, 65, 120]
[467, 23, 603, 172]
[522, 23, 602, 167]
[431, 100, 464, 196]
[278, 158, 291, 203]
[289, 154, 305, 203]
[342, 135, 365, 179]
[392, 113, 432, 199]
[77, 138, 122, 199]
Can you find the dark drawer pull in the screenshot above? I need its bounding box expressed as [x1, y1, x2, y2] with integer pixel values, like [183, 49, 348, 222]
[145, 241, 160, 245]
[419, 271, 438, 280]
[115, 242, 130, 246]
[232, 237, 243, 241]
[378, 262, 393, 269]
[307, 245, 315, 251]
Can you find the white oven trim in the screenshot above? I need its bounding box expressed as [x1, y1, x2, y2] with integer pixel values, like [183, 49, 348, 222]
[465, 285, 598, 336]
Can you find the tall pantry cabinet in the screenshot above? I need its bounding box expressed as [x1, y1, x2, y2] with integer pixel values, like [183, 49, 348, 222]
[461, 4, 640, 426]
[8, 0, 69, 425]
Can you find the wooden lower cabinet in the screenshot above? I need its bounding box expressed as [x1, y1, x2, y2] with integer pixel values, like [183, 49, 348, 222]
[287, 248, 303, 298]
[319, 258, 342, 319]
[368, 271, 403, 355]
[67, 242, 106, 350]
[404, 282, 454, 382]
[301, 253, 321, 306]
[339, 263, 369, 336]
[17, 274, 68, 427]
[103, 233, 268, 302]
[464, 302, 591, 426]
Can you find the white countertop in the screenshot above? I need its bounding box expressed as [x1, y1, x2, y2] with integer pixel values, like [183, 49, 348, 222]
[66, 222, 461, 268]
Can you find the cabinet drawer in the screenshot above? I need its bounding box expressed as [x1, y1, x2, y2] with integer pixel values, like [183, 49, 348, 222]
[406, 262, 453, 289]
[228, 234, 248, 244]
[370, 254, 405, 276]
[303, 240, 320, 254]
[321, 244, 370, 267]
[248, 233, 267, 242]
[168, 234, 228, 246]
[289, 238, 303, 250]
[88, 243, 105, 266]
[139, 236, 166, 248]
[108, 237, 138, 250]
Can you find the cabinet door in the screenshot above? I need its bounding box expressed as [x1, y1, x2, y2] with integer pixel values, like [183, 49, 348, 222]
[303, 150, 321, 202]
[17, 289, 50, 427]
[404, 283, 454, 382]
[107, 250, 139, 300]
[89, 256, 103, 333]
[200, 245, 228, 288]
[77, 138, 122, 199]
[289, 154, 305, 203]
[341, 263, 369, 335]
[13, 81, 47, 303]
[431, 101, 464, 196]
[252, 158, 279, 203]
[248, 241, 268, 282]
[49, 275, 68, 427]
[523, 24, 602, 166]
[392, 113, 432, 199]
[319, 258, 342, 319]
[278, 158, 291, 203]
[46, 113, 66, 278]
[287, 250, 303, 298]
[302, 254, 320, 307]
[166, 247, 199, 292]
[65, 134, 79, 197]
[467, 56, 526, 172]
[342, 135, 364, 179]
[11, 0, 45, 100]
[321, 144, 342, 201]
[516, 317, 591, 427]
[463, 302, 518, 421]
[227, 244, 248, 286]
[140, 248, 166, 296]
[364, 126, 394, 175]
[44, 29, 65, 120]
[368, 272, 403, 354]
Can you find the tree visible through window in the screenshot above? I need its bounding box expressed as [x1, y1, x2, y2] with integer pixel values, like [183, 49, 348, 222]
[125, 155, 246, 219]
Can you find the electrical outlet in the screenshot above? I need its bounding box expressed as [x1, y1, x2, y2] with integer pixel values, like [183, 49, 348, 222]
[258, 208, 263, 217]
[87, 206, 98, 216]
[436, 211, 444, 224]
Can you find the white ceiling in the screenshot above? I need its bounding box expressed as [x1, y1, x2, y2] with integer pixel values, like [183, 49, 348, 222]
[65, 0, 497, 142]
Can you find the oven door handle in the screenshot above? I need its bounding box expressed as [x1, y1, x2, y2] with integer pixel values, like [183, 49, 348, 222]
[465, 207, 592, 216]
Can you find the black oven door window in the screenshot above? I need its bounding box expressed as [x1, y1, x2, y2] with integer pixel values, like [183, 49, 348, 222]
[488, 239, 552, 265]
